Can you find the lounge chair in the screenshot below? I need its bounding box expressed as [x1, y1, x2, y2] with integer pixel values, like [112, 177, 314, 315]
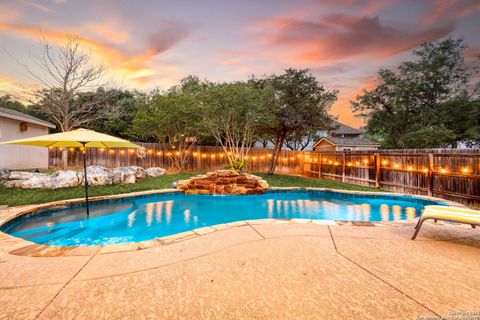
[411, 205, 479, 240]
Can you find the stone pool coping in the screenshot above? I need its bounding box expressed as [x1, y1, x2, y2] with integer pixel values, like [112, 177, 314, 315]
[0, 187, 464, 257]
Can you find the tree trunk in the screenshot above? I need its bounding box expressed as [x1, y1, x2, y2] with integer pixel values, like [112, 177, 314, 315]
[268, 135, 285, 174]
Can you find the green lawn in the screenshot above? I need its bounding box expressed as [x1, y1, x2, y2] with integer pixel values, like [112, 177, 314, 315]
[0, 172, 381, 207]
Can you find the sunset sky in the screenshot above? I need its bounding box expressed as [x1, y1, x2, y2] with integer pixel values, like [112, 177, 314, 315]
[0, 0, 479, 127]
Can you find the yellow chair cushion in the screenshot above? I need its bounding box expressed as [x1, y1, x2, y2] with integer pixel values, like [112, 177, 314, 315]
[422, 206, 480, 224]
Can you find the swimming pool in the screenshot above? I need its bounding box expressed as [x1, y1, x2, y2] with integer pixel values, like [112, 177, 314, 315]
[1, 190, 447, 246]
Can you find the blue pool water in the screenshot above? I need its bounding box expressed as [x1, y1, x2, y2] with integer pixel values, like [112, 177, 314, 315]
[1, 190, 446, 246]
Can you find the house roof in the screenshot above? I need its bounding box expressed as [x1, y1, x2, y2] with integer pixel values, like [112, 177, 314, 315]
[329, 121, 364, 135]
[0, 107, 56, 129]
[313, 137, 380, 149]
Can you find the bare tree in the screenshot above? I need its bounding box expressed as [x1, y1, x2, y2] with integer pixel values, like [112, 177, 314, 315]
[14, 36, 117, 166]
[24, 37, 111, 131]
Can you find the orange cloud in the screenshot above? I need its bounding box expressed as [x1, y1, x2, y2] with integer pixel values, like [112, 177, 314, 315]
[254, 14, 454, 64]
[0, 75, 40, 95]
[0, 21, 189, 89]
[83, 20, 130, 44]
[330, 74, 379, 127]
[421, 0, 480, 27]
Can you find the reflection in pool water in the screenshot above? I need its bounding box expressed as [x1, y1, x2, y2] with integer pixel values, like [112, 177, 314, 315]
[2, 191, 444, 246]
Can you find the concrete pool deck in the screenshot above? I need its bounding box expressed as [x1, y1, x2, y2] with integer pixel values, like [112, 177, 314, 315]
[1, 220, 479, 319]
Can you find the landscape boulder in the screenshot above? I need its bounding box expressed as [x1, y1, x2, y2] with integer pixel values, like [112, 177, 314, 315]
[9, 171, 44, 180]
[3, 165, 166, 189]
[51, 170, 81, 188]
[177, 170, 269, 195]
[3, 180, 23, 188]
[145, 167, 166, 177]
[79, 166, 113, 186]
[130, 166, 146, 179]
[0, 168, 10, 181]
[20, 175, 55, 189]
[112, 167, 137, 184]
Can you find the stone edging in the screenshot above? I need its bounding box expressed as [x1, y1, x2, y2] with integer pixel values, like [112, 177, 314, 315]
[0, 187, 464, 258]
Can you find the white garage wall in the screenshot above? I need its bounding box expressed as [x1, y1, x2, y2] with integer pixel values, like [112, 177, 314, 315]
[0, 117, 49, 169]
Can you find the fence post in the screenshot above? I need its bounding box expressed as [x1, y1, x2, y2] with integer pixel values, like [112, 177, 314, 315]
[375, 153, 381, 188]
[342, 153, 346, 182]
[428, 153, 434, 196]
[318, 153, 322, 178]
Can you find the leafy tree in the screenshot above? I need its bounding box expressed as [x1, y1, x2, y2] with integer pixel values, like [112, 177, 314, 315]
[200, 81, 267, 170]
[255, 69, 337, 174]
[130, 76, 204, 170]
[79, 88, 144, 140]
[353, 38, 479, 148]
[284, 128, 322, 151]
[0, 95, 25, 111]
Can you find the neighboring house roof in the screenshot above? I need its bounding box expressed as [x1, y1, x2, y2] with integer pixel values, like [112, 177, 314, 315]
[313, 137, 380, 149]
[329, 121, 364, 136]
[0, 107, 55, 129]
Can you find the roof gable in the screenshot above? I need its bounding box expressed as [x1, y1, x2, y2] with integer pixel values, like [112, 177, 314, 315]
[329, 121, 364, 135]
[313, 137, 379, 149]
[0, 107, 56, 129]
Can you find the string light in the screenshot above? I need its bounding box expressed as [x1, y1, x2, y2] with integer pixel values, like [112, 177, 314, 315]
[70, 150, 471, 177]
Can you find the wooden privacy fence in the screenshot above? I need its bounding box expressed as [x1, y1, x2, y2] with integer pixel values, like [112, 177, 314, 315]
[303, 149, 480, 208]
[49, 145, 480, 208]
[48, 144, 305, 175]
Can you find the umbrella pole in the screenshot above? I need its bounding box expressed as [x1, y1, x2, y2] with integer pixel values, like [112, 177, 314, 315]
[81, 143, 90, 216]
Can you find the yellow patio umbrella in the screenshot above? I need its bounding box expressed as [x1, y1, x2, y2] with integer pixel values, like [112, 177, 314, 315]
[0, 128, 142, 215]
